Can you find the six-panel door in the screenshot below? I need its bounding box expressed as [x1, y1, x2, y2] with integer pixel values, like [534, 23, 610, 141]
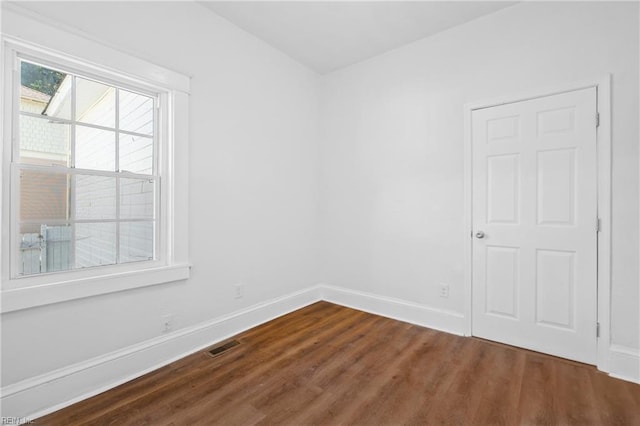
[471, 87, 598, 364]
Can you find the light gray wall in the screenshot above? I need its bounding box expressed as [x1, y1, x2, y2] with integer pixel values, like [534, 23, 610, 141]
[2, 0, 638, 393]
[1, 1, 321, 386]
[320, 1, 639, 349]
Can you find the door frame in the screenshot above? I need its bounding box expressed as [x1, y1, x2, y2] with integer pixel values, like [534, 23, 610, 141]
[463, 75, 612, 373]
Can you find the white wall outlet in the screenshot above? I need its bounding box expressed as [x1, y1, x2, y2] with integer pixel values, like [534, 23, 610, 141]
[234, 282, 244, 299]
[161, 314, 174, 333]
[439, 283, 450, 298]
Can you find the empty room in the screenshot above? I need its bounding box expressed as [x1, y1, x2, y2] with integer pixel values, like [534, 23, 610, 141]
[1, 1, 639, 424]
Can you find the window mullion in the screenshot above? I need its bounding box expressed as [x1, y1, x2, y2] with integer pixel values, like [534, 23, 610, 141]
[18, 111, 152, 139]
[13, 163, 156, 180]
[20, 218, 151, 225]
[154, 95, 160, 262]
[115, 88, 121, 264]
[11, 57, 21, 278]
[69, 75, 77, 270]
[115, 88, 120, 174]
[12, 58, 20, 163]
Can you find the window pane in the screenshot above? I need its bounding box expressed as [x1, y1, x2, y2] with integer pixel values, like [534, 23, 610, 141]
[14, 58, 160, 278]
[19, 115, 71, 166]
[20, 61, 71, 120]
[119, 134, 153, 174]
[74, 175, 116, 220]
[76, 125, 116, 171]
[76, 77, 115, 127]
[19, 224, 73, 276]
[19, 169, 70, 222]
[120, 178, 155, 219]
[119, 90, 154, 135]
[120, 221, 154, 263]
[75, 222, 116, 268]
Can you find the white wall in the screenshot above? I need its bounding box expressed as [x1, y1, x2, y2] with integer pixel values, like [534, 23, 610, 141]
[320, 1, 639, 349]
[1, 1, 320, 386]
[2, 0, 638, 408]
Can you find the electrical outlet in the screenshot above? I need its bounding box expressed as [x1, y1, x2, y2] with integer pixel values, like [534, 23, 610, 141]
[161, 314, 174, 333]
[439, 283, 450, 298]
[234, 283, 244, 299]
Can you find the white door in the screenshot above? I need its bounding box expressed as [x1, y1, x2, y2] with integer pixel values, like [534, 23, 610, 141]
[471, 87, 598, 364]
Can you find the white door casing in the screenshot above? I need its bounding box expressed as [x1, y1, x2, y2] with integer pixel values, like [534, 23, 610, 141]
[471, 87, 598, 364]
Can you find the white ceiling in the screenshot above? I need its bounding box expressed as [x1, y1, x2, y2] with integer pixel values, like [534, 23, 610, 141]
[201, 1, 517, 74]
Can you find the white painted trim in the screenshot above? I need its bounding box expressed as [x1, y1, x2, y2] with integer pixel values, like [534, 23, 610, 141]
[0, 284, 466, 419]
[1, 264, 191, 313]
[3, 281, 632, 420]
[608, 345, 640, 384]
[168, 91, 190, 266]
[462, 101, 473, 337]
[595, 75, 612, 373]
[1, 23, 191, 312]
[463, 76, 612, 372]
[464, 77, 610, 112]
[1, 285, 323, 420]
[320, 284, 465, 336]
[0, 5, 191, 93]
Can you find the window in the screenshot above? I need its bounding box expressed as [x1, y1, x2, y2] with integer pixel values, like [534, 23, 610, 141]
[15, 60, 158, 277]
[2, 34, 190, 312]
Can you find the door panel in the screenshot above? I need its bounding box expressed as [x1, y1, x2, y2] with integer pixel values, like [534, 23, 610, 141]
[485, 245, 519, 319]
[472, 87, 597, 364]
[537, 148, 576, 225]
[536, 249, 575, 329]
[487, 154, 520, 224]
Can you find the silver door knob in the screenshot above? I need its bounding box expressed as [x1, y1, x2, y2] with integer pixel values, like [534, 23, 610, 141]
[475, 231, 485, 239]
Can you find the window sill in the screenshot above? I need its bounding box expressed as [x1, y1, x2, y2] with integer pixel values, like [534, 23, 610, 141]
[1, 264, 191, 313]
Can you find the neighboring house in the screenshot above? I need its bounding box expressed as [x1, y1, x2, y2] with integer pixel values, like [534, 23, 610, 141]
[19, 84, 71, 273]
[18, 78, 154, 274]
[20, 85, 69, 234]
[21, 84, 50, 112]
[20, 85, 69, 165]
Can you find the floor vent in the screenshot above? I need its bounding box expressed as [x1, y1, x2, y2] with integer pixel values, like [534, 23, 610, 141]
[206, 340, 241, 358]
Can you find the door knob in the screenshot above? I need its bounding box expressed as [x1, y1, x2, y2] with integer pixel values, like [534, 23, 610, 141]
[475, 231, 485, 239]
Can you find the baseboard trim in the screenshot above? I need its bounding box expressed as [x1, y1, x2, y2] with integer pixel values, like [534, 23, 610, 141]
[608, 344, 640, 384]
[1, 285, 323, 420]
[320, 284, 465, 336]
[10, 283, 625, 420]
[1, 284, 467, 419]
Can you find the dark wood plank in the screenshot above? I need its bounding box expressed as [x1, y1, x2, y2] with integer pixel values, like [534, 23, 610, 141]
[470, 342, 526, 425]
[38, 302, 640, 426]
[517, 353, 559, 425]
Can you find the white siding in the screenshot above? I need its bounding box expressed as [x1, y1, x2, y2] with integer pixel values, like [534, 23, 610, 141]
[19, 111, 69, 161]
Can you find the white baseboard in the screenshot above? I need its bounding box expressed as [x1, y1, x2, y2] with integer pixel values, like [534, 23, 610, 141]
[1, 284, 468, 419]
[608, 344, 640, 384]
[320, 284, 466, 336]
[1, 285, 323, 420]
[10, 283, 627, 421]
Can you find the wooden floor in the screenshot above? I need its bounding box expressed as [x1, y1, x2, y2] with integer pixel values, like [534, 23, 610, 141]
[40, 302, 640, 425]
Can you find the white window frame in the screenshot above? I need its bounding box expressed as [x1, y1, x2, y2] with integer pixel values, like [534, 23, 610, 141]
[1, 30, 190, 313]
[11, 54, 162, 279]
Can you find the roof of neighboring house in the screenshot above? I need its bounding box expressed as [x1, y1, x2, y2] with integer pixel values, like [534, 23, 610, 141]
[21, 85, 51, 103]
